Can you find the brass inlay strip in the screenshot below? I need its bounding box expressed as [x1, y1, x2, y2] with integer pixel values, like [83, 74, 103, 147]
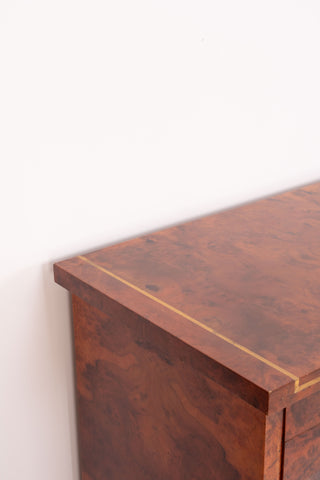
[295, 375, 320, 393]
[79, 255, 319, 394]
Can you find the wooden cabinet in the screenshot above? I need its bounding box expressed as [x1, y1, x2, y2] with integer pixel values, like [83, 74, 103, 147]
[54, 182, 320, 480]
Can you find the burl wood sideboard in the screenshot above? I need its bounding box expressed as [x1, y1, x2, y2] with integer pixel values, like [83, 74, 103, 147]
[54, 182, 320, 480]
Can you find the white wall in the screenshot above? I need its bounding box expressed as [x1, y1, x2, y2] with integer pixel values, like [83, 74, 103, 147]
[1, 1, 320, 479]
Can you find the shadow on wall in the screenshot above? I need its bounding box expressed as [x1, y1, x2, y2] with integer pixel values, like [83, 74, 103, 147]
[0, 261, 79, 480]
[42, 261, 80, 480]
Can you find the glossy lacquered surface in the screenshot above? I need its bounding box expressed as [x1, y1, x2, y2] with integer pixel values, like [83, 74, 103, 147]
[72, 295, 283, 480]
[54, 182, 320, 413]
[54, 181, 320, 480]
[283, 423, 320, 480]
[286, 389, 320, 441]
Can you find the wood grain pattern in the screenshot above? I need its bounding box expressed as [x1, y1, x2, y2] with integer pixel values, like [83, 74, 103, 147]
[263, 411, 284, 480]
[283, 423, 320, 480]
[72, 295, 282, 480]
[82, 183, 320, 387]
[55, 258, 293, 413]
[54, 181, 320, 480]
[54, 181, 320, 412]
[286, 389, 320, 441]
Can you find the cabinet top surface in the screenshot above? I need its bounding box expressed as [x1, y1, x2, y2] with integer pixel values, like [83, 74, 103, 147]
[55, 182, 320, 407]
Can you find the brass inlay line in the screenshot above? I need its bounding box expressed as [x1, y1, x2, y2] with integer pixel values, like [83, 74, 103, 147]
[295, 375, 320, 393]
[79, 255, 318, 394]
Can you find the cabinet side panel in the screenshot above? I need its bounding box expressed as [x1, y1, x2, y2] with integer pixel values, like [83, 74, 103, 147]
[72, 294, 267, 480]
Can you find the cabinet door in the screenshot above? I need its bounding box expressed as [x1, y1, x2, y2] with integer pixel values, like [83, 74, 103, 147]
[283, 422, 320, 480]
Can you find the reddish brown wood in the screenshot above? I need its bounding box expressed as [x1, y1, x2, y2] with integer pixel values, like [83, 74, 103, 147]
[286, 389, 320, 441]
[85, 184, 320, 384]
[264, 411, 284, 480]
[55, 259, 285, 413]
[55, 182, 320, 414]
[72, 295, 282, 480]
[54, 181, 320, 480]
[283, 423, 320, 480]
